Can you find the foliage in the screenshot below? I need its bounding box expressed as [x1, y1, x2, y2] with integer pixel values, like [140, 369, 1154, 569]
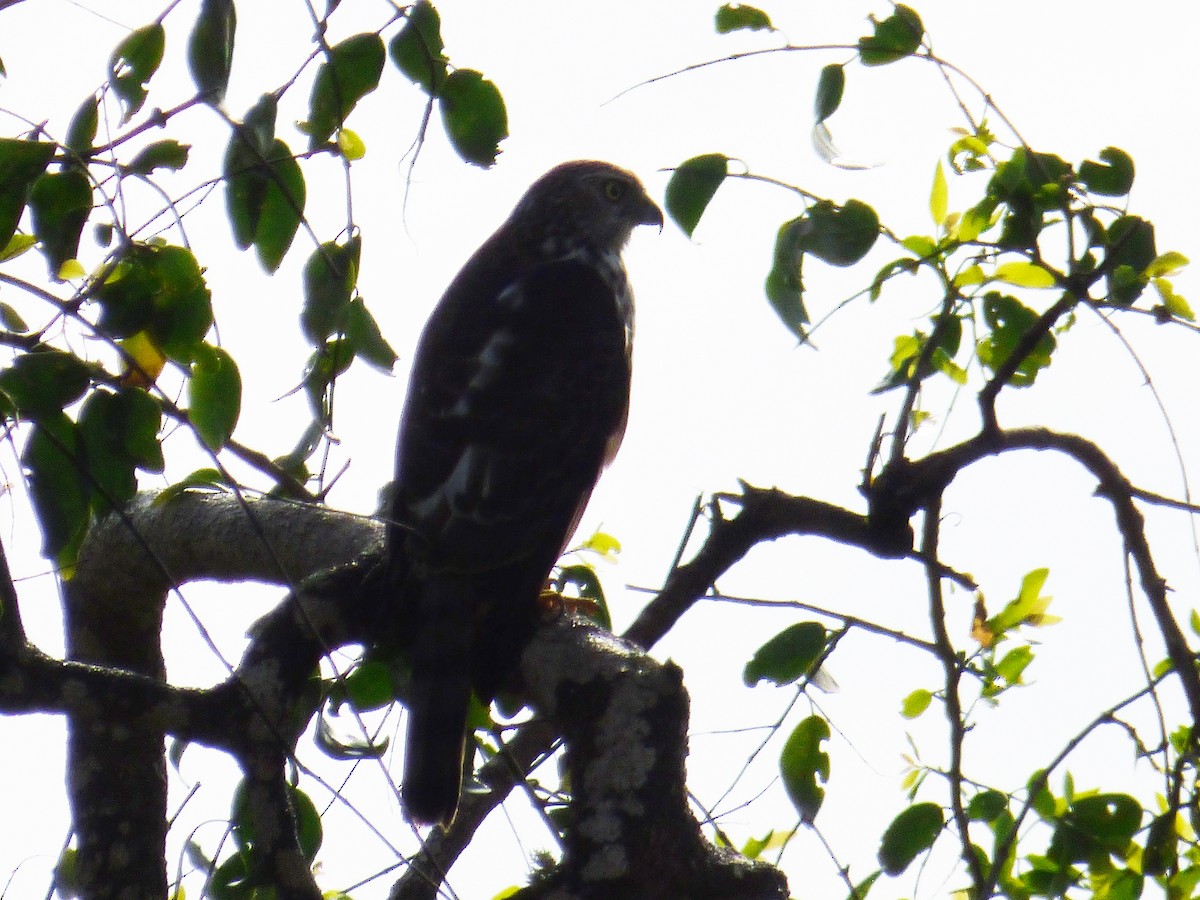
[0, 1, 1196, 899]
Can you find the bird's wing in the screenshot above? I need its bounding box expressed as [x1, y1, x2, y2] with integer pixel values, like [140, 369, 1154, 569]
[392, 256, 632, 574]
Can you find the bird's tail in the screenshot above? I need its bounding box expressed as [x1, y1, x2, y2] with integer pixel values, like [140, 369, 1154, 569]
[402, 576, 473, 827]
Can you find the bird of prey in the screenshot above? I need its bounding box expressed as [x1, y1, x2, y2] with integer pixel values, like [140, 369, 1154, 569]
[386, 160, 662, 826]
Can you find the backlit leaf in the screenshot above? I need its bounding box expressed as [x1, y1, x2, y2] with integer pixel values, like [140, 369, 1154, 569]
[438, 69, 507, 167]
[715, 3, 773, 34]
[23, 412, 89, 564]
[188, 344, 241, 450]
[0, 139, 56, 250]
[858, 5, 923, 66]
[992, 260, 1057, 289]
[345, 297, 397, 371]
[65, 96, 99, 157]
[814, 64, 845, 123]
[29, 169, 92, 280]
[744, 622, 826, 687]
[389, 0, 447, 93]
[1143, 251, 1188, 278]
[665, 153, 727, 237]
[780, 715, 829, 823]
[930, 160, 948, 226]
[878, 803, 943, 874]
[108, 23, 165, 122]
[900, 688, 933, 718]
[127, 140, 190, 175]
[305, 33, 385, 149]
[188, 0, 236, 104]
[302, 236, 361, 344]
[1079, 146, 1134, 197]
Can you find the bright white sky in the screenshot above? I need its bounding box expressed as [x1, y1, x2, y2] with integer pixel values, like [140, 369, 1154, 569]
[0, 1, 1198, 898]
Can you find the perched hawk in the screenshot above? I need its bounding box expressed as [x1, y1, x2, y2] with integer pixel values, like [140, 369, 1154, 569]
[387, 161, 662, 826]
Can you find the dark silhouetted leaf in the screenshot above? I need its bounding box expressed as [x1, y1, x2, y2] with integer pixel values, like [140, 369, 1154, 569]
[301, 236, 361, 344]
[389, 0, 447, 93]
[815, 64, 845, 122]
[780, 715, 829, 823]
[224, 94, 279, 250]
[0, 139, 56, 250]
[65, 95, 99, 157]
[765, 217, 810, 340]
[188, 0, 236, 104]
[108, 23, 165, 122]
[305, 33, 385, 149]
[976, 292, 1056, 386]
[0, 348, 91, 418]
[189, 344, 241, 450]
[797, 198, 880, 266]
[1048, 794, 1141, 865]
[715, 3, 773, 33]
[438, 69, 507, 167]
[859, 5, 923, 65]
[878, 803, 943, 874]
[127, 140, 191, 175]
[23, 412, 89, 564]
[1142, 811, 1177, 877]
[1105, 215, 1156, 306]
[967, 790, 1009, 823]
[744, 622, 827, 687]
[665, 153, 727, 238]
[29, 169, 92, 279]
[1080, 146, 1134, 197]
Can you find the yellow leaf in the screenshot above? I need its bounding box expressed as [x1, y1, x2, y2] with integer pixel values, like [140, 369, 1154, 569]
[0, 232, 36, 262]
[930, 160, 948, 227]
[971, 595, 994, 647]
[119, 330, 167, 388]
[993, 261, 1057, 289]
[1143, 251, 1189, 278]
[57, 258, 86, 280]
[337, 127, 366, 161]
[581, 529, 621, 561]
[1153, 278, 1194, 321]
[953, 264, 985, 287]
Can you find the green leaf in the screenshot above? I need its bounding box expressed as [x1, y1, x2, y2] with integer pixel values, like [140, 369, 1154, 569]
[1079, 146, 1134, 197]
[126, 140, 190, 175]
[743, 622, 826, 687]
[23, 412, 89, 564]
[976, 293, 1056, 387]
[188, 0, 236, 104]
[665, 153, 728, 238]
[29, 169, 92, 280]
[65, 96, 99, 157]
[301, 236, 361, 344]
[994, 645, 1034, 686]
[779, 715, 829, 823]
[858, 5, 923, 66]
[108, 23, 166, 123]
[900, 688, 933, 719]
[0, 139, 56, 251]
[715, 3, 773, 33]
[847, 871, 882, 900]
[1152, 278, 1193, 321]
[967, 790, 1009, 823]
[765, 218, 809, 340]
[305, 33, 385, 149]
[438, 69, 508, 168]
[0, 301, 28, 330]
[97, 244, 213, 361]
[344, 660, 397, 712]
[0, 348, 92, 419]
[556, 563, 612, 630]
[223, 94, 279, 249]
[1142, 811, 1177, 877]
[988, 567, 1053, 633]
[78, 390, 145, 510]
[188, 344, 241, 450]
[1048, 794, 1141, 864]
[389, 0, 447, 93]
[814, 64, 845, 123]
[345, 298, 398, 372]
[1105, 215, 1157, 306]
[878, 802, 944, 875]
[796, 198, 880, 266]
[930, 160, 948, 226]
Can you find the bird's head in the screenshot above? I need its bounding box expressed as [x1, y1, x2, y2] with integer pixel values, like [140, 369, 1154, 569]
[511, 160, 663, 256]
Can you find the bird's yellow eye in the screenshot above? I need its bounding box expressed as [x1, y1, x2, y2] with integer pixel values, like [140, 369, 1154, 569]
[603, 179, 626, 202]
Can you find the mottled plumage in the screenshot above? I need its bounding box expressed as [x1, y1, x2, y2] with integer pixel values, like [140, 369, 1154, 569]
[386, 161, 662, 826]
